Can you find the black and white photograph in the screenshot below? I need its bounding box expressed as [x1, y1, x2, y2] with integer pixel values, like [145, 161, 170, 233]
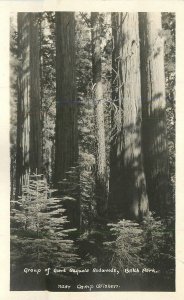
[9, 9, 175, 292]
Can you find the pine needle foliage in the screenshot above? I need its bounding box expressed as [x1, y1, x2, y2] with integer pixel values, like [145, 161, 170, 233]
[141, 212, 175, 275]
[103, 213, 175, 277]
[10, 172, 79, 270]
[103, 219, 144, 273]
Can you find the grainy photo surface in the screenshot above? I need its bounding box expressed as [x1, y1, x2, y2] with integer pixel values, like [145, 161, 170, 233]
[10, 11, 175, 291]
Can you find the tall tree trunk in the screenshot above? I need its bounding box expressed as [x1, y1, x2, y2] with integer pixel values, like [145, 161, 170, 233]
[54, 12, 78, 183]
[16, 13, 41, 197]
[109, 13, 149, 220]
[109, 12, 122, 218]
[139, 13, 169, 216]
[91, 12, 107, 220]
[29, 13, 42, 174]
[54, 12, 79, 226]
[15, 45, 23, 197]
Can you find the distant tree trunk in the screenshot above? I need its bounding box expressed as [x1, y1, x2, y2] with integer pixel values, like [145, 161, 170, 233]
[15, 46, 23, 197]
[29, 14, 42, 174]
[54, 12, 79, 227]
[16, 13, 41, 197]
[109, 13, 149, 220]
[139, 13, 169, 215]
[91, 12, 107, 220]
[109, 12, 122, 218]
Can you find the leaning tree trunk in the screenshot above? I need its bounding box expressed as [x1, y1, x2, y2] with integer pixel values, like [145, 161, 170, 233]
[109, 13, 149, 220]
[139, 13, 169, 216]
[54, 12, 79, 227]
[16, 13, 41, 197]
[91, 12, 107, 220]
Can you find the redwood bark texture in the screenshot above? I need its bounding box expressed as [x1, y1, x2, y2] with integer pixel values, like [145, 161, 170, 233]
[139, 13, 169, 215]
[29, 14, 42, 174]
[16, 13, 41, 196]
[91, 12, 107, 219]
[109, 13, 149, 220]
[54, 12, 78, 184]
[54, 12, 79, 227]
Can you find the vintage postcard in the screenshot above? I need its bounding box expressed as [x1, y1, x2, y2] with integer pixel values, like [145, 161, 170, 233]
[0, 0, 184, 299]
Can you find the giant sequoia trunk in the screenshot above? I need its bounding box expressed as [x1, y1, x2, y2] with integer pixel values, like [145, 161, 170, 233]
[109, 13, 149, 220]
[91, 12, 107, 220]
[16, 13, 41, 196]
[54, 12, 78, 183]
[54, 12, 79, 226]
[139, 13, 169, 216]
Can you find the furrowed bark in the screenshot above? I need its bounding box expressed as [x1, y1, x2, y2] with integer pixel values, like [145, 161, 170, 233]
[16, 13, 41, 197]
[139, 12, 169, 216]
[54, 12, 79, 227]
[109, 13, 149, 220]
[91, 12, 108, 220]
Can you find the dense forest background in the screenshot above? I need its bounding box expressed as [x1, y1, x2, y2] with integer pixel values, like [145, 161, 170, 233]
[10, 11, 175, 291]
